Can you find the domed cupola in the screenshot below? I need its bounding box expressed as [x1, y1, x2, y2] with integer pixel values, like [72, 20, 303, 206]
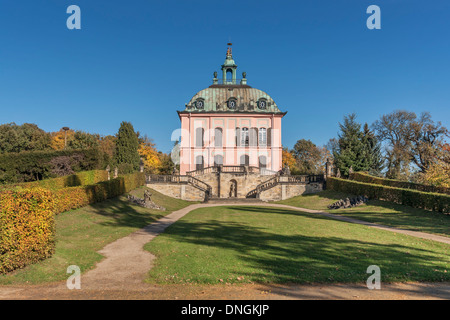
[178, 44, 286, 116]
[220, 43, 238, 85]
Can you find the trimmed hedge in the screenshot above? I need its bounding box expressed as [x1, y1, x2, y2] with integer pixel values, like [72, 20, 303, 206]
[0, 172, 145, 273]
[350, 172, 450, 196]
[52, 172, 146, 214]
[327, 177, 450, 213]
[0, 188, 55, 274]
[0, 148, 105, 184]
[2, 170, 109, 191]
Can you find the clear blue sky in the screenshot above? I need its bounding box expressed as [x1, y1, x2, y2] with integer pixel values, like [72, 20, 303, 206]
[1, 0, 449, 153]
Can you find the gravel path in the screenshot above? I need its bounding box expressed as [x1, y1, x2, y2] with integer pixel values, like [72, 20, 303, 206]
[1, 202, 449, 300]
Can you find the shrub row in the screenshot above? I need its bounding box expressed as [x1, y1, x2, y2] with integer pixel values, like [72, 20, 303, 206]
[0, 188, 55, 274]
[327, 177, 450, 213]
[0, 148, 105, 184]
[350, 172, 450, 195]
[52, 172, 146, 214]
[1, 170, 109, 191]
[0, 172, 145, 274]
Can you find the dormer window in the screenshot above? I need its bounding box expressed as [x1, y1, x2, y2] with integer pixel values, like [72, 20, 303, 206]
[227, 98, 237, 110]
[257, 99, 267, 110]
[195, 99, 205, 110]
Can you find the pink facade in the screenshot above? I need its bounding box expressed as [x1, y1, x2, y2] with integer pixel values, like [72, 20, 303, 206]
[178, 113, 284, 174]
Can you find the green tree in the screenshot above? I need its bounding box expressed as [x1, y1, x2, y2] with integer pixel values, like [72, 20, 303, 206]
[158, 152, 175, 175]
[333, 114, 370, 176]
[0, 123, 51, 153]
[292, 139, 322, 174]
[114, 121, 140, 173]
[67, 131, 100, 150]
[362, 123, 384, 175]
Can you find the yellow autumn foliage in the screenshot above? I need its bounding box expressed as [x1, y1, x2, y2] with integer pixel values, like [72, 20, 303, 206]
[50, 129, 75, 150]
[138, 140, 162, 173]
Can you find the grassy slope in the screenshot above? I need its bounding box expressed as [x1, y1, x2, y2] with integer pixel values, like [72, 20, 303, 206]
[0, 187, 193, 285]
[277, 190, 450, 238]
[144, 205, 450, 285]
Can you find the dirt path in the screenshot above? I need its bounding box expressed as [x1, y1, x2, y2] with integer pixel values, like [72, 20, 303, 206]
[1, 281, 449, 300]
[1, 202, 449, 300]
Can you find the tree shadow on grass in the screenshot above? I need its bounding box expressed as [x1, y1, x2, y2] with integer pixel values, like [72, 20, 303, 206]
[331, 199, 450, 237]
[282, 190, 450, 237]
[147, 206, 450, 285]
[278, 190, 353, 210]
[88, 195, 167, 229]
[86, 186, 194, 229]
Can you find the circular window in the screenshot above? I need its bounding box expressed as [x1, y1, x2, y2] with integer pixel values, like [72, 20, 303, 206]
[227, 99, 237, 110]
[195, 99, 204, 109]
[257, 100, 267, 110]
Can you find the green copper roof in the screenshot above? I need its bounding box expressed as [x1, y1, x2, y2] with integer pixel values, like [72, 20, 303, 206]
[180, 85, 284, 114]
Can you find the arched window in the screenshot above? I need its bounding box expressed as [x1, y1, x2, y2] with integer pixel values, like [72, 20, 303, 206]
[226, 69, 233, 83]
[195, 155, 204, 171]
[259, 128, 267, 146]
[241, 127, 249, 146]
[240, 154, 249, 166]
[195, 127, 204, 147]
[259, 156, 267, 169]
[214, 127, 223, 147]
[214, 154, 223, 166]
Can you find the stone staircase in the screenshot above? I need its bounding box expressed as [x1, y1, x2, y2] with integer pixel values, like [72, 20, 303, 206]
[246, 174, 325, 199]
[147, 167, 324, 202]
[246, 175, 280, 198]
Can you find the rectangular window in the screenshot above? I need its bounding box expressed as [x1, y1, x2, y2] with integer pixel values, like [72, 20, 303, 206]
[195, 127, 204, 147]
[250, 127, 258, 147]
[214, 127, 223, 147]
[241, 128, 249, 147]
[259, 128, 267, 146]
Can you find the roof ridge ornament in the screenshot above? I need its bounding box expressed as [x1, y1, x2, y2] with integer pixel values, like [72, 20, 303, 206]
[226, 42, 232, 57]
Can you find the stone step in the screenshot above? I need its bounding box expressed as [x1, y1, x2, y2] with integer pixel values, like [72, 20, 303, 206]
[204, 197, 266, 204]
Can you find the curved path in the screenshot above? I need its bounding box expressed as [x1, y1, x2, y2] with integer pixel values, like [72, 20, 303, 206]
[79, 202, 450, 290]
[1, 202, 449, 299]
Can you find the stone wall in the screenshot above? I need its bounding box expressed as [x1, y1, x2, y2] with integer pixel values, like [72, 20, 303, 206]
[186, 171, 275, 199]
[147, 183, 206, 202]
[259, 182, 323, 201]
[147, 174, 323, 202]
[259, 184, 282, 201]
[305, 182, 323, 194]
[219, 172, 274, 198]
[192, 172, 219, 197]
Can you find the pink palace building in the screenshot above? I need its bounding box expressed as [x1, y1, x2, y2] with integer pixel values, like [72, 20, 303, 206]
[177, 45, 287, 175]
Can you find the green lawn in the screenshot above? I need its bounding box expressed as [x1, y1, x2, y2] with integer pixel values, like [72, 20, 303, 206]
[277, 191, 450, 238]
[0, 187, 193, 285]
[144, 205, 450, 285]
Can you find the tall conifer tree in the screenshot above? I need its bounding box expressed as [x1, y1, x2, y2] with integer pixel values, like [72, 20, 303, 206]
[114, 121, 140, 172]
[362, 123, 384, 175]
[333, 114, 370, 176]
